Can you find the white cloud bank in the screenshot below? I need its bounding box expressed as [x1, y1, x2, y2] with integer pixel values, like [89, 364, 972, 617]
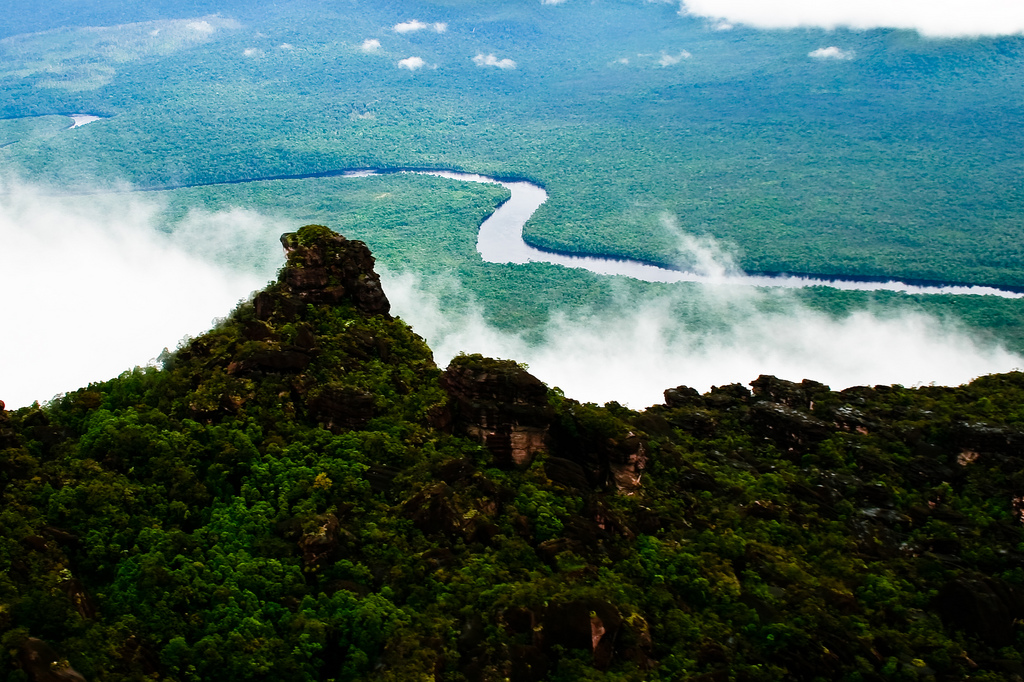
[2, 180, 1021, 414]
[393, 20, 447, 34]
[678, 0, 1024, 37]
[473, 53, 517, 69]
[809, 46, 854, 60]
[0, 181, 274, 408]
[397, 56, 427, 70]
[385, 272, 1023, 408]
[360, 38, 381, 52]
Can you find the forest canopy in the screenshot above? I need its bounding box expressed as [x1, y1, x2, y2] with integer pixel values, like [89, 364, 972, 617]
[2, 226, 1023, 681]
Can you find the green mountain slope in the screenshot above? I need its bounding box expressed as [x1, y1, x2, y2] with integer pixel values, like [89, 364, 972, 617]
[2, 226, 1024, 681]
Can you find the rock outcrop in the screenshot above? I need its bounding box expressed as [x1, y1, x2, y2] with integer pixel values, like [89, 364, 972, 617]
[253, 225, 391, 322]
[17, 638, 86, 682]
[439, 355, 554, 467]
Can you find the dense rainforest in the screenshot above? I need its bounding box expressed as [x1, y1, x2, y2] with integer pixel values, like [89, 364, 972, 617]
[3, 225, 1024, 682]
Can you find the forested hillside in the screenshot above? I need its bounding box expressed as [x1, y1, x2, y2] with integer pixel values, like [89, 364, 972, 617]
[2, 226, 1023, 681]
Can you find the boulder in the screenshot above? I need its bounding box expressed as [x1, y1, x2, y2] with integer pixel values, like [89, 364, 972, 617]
[664, 385, 702, 408]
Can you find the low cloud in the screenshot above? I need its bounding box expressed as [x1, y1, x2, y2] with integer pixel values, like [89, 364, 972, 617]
[0, 180, 275, 408]
[541, 0, 567, 5]
[393, 20, 447, 34]
[398, 56, 428, 70]
[384, 270, 1023, 409]
[809, 46, 854, 60]
[678, 0, 1024, 37]
[663, 216, 739, 279]
[473, 53, 517, 69]
[360, 38, 381, 52]
[658, 50, 692, 66]
[242, 47, 261, 57]
[1, 177, 1020, 413]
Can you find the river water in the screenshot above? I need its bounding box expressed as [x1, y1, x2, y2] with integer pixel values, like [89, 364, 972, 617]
[364, 169, 1024, 299]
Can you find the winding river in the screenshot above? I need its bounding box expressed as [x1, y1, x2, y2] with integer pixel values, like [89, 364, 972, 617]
[23, 158, 1024, 298]
[349, 169, 1024, 299]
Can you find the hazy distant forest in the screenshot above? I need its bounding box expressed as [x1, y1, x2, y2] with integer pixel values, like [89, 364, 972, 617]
[3, 0, 1024, 351]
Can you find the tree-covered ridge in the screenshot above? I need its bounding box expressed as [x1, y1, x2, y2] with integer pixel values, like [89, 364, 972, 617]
[2, 226, 1024, 681]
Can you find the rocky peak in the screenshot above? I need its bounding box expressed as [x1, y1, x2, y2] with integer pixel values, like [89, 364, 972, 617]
[253, 224, 391, 322]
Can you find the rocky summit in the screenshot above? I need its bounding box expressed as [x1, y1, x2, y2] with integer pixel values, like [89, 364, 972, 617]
[2, 226, 1024, 682]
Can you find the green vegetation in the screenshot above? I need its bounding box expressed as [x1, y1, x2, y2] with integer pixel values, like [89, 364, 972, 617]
[2, 0, 1024, 289]
[2, 227, 1024, 681]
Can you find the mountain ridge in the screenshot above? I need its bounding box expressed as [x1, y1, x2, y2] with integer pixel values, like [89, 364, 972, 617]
[2, 225, 1024, 682]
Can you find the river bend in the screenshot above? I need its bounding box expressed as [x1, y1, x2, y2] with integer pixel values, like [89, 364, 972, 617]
[360, 169, 1023, 299]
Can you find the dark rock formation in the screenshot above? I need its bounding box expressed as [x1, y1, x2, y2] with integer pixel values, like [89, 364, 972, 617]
[17, 638, 86, 682]
[544, 456, 590, 490]
[664, 385, 702, 408]
[404, 483, 465, 537]
[278, 226, 391, 317]
[440, 355, 553, 467]
[748, 401, 833, 454]
[306, 384, 376, 432]
[500, 599, 623, 672]
[750, 375, 829, 410]
[249, 225, 391, 323]
[227, 347, 312, 375]
[951, 421, 1024, 458]
[298, 513, 342, 568]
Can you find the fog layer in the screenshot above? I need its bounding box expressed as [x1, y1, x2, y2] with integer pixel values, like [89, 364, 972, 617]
[0, 182, 268, 408]
[384, 272, 1023, 408]
[1, 180, 1020, 410]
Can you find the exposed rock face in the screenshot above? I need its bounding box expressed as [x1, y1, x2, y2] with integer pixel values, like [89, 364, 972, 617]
[17, 638, 86, 682]
[305, 384, 376, 432]
[254, 225, 391, 322]
[608, 432, 647, 494]
[750, 374, 829, 410]
[0, 399, 18, 448]
[664, 385, 701, 408]
[298, 513, 342, 568]
[748, 401, 833, 454]
[439, 355, 554, 467]
[951, 420, 1024, 458]
[281, 227, 391, 315]
[498, 599, 626, 675]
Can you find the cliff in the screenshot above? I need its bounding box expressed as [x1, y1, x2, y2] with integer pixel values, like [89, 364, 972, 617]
[1, 226, 1023, 682]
